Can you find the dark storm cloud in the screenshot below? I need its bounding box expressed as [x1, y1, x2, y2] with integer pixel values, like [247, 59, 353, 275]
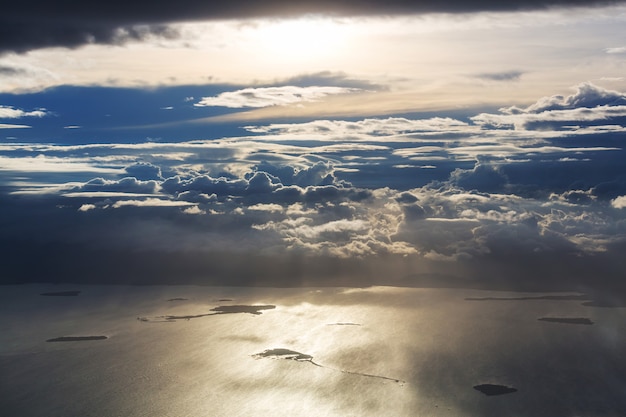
[1, 0, 623, 53]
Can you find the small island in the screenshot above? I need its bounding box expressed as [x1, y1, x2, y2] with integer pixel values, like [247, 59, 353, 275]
[474, 384, 518, 396]
[210, 305, 276, 315]
[46, 336, 107, 342]
[253, 348, 314, 362]
[538, 317, 594, 325]
[253, 347, 405, 383]
[40, 291, 81, 297]
[153, 304, 277, 321]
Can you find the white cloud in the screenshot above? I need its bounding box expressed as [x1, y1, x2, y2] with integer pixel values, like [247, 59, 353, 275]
[0, 123, 31, 129]
[248, 203, 284, 213]
[182, 205, 206, 214]
[0, 155, 122, 174]
[2, 82, 626, 263]
[63, 192, 158, 198]
[74, 177, 160, 194]
[245, 117, 469, 139]
[501, 82, 626, 114]
[611, 196, 626, 209]
[472, 105, 626, 130]
[0, 105, 47, 119]
[605, 46, 626, 54]
[195, 86, 362, 108]
[471, 83, 626, 130]
[111, 198, 195, 208]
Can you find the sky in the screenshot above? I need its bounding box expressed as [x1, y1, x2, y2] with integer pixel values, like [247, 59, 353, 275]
[2, 0, 626, 291]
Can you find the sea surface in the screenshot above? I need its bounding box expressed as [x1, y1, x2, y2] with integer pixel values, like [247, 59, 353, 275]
[1, 284, 625, 416]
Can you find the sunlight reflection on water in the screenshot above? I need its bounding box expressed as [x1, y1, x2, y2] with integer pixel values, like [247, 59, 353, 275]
[0, 284, 625, 416]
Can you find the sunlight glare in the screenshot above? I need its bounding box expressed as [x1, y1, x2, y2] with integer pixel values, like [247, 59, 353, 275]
[252, 18, 350, 65]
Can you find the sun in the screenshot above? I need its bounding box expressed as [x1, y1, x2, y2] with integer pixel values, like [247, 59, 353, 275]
[251, 17, 350, 65]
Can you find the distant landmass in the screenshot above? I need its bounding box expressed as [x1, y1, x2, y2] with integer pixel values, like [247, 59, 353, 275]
[40, 291, 81, 296]
[538, 317, 594, 325]
[465, 294, 589, 301]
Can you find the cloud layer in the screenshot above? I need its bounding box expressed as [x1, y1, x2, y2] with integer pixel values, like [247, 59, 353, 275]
[2, 0, 623, 53]
[1, 82, 626, 290]
[195, 86, 362, 108]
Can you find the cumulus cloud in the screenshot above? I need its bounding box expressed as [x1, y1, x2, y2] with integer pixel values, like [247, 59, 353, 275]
[449, 163, 509, 193]
[182, 205, 206, 214]
[502, 82, 626, 114]
[2, 82, 626, 289]
[176, 190, 218, 203]
[195, 86, 362, 108]
[248, 203, 284, 212]
[472, 83, 626, 130]
[251, 194, 415, 257]
[611, 196, 626, 209]
[0, 105, 47, 119]
[72, 177, 160, 194]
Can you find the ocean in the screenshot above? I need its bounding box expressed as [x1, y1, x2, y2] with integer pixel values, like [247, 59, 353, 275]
[1, 284, 625, 416]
